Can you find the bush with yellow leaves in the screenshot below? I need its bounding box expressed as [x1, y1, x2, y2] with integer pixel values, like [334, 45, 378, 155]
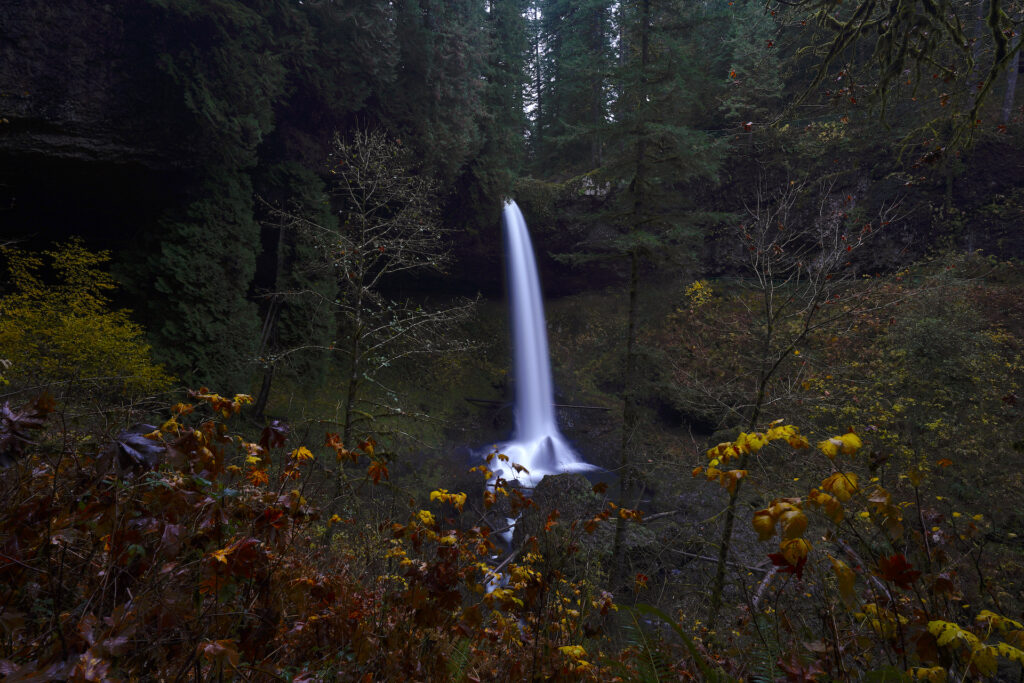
[0, 240, 171, 398]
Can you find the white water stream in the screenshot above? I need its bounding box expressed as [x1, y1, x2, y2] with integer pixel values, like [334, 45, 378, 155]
[490, 200, 595, 490]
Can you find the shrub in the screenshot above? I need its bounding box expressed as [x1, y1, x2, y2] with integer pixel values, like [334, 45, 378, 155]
[0, 240, 171, 398]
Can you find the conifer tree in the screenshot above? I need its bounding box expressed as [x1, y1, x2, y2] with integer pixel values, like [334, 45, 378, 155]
[602, 0, 723, 587]
[532, 0, 616, 172]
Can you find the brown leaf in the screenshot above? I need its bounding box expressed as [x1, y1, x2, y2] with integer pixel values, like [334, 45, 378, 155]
[259, 420, 290, 450]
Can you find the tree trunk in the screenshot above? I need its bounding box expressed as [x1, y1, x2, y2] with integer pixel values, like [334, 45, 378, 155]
[1001, 35, 1021, 124]
[610, 0, 650, 592]
[253, 223, 287, 419]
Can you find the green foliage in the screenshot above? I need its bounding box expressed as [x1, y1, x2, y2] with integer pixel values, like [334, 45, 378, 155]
[0, 241, 171, 396]
[141, 169, 261, 390]
[532, 0, 616, 172]
[255, 162, 338, 383]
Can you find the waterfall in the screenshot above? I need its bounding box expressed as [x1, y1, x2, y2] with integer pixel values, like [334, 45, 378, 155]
[491, 200, 594, 489]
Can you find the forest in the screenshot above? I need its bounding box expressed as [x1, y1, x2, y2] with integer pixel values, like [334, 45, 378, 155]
[1, 0, 1023, 680]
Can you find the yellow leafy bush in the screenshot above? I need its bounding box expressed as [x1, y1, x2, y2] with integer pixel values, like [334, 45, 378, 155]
[0, 241, 171, 395]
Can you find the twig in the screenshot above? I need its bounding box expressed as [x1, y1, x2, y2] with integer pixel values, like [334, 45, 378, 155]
[666, 547, 771, 573]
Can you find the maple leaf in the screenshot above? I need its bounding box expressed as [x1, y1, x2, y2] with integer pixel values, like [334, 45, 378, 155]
[290, 446, 314, 462]
[876, 554, 921, 590]
[259, 419, 289, 450]
[367, 459, 389, 484]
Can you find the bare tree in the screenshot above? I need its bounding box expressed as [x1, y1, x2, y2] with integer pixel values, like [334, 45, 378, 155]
[262, 130, 476, 444]
[699, 179, 904, 622]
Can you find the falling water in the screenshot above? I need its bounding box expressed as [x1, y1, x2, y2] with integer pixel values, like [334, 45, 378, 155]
[490, 200, 595, 490]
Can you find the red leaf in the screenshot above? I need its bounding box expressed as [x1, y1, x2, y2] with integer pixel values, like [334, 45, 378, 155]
[769, 552, 808, 579]
[876, 554, 921, 590]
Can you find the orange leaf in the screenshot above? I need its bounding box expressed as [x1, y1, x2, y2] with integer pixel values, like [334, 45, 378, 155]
[367, 460, 389, 484]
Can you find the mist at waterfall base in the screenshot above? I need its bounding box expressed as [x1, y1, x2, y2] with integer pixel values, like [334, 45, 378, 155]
[484, 200, 597, 493]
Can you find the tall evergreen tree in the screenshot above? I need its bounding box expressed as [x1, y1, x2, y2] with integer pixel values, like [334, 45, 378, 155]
[532, 0, 616, 172]
[601, 0, 723, 587]
[383, 0, 490, 184]
[454, 0, 531, 219]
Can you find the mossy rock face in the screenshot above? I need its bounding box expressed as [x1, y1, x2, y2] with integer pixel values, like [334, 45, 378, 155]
[514, 473, 603, 544]
[511, 474, 607, 574]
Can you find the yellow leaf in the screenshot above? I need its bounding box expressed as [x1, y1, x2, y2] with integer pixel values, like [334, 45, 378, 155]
[822, 472, 859, 502]
[908, 666, 947, 682]
[780, 537, 811, 565]
[291, 446, 314, 461]
[416, 510, 435, 527]
[740, 431, 769, 453]
[210, 547, 231, 564]
[752, 510, 776, 541]
[977, 610, 1024, 632]
[766, 424, 797, 441]
[808, 489, 845, 524]
[994, 641, 1024, 664]
[558, 645, 587, 659]
[829, 555, 856, 606]
[818, 438, 842, 459]
[974, 644, 998, 677]
[787, 434, 811, 449]
[929, 620, 972, 648]
[839, 432, 862, 454]
[779, 509, 808, 539]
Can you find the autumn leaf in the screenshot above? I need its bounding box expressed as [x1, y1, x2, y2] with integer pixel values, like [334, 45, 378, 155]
[543, 509, 560, 531]
[416, 509, 436, 527]
[821, 472, 859, 501]
[367, 459, 389, 484]
[779, 509, 808, 539]
[876, 554, 921, 590]
[780, 537, 812, 566]
[807, 489, 844, 524]
[210, 547, 231, 565]
[769, 550, 808, 579]
[818, 437, 842, 459]
[753, 509, 776, 541]
[259, 420, 289, 450]
[357, 437, 376, 457]
[829, 555, 856, 606]
[290, 446, 314, 462]
[558, 645, 587, 659]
